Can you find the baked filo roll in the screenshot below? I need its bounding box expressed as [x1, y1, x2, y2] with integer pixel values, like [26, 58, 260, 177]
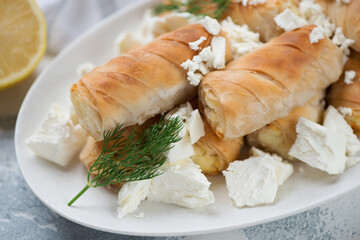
[71, 24, 232, 140]
[191, 118, 243, 175]
[199, 25, 343, 139]
[247, 91, 324, 160]
[316, 0, 360, 51]
[223, 0, 299, 42]
[327, 57, 360, 135]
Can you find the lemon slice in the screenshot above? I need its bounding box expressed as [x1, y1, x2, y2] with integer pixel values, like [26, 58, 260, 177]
[0, 0, 47, 90]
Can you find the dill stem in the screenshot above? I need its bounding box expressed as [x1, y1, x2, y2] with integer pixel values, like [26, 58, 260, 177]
[67, 184, 91, 206]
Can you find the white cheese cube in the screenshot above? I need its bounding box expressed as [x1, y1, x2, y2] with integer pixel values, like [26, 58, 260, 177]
[148, 158, 214, 208]
[26, 104, 87, 167]
[200, 16, 220, 35]
[274, 9, 307, 32]
[186, 109, 205, 144]
[223, 157, 279, 207]
[323, 106, 360, 157]
[117, 180, 151, 219]
[289, 117, 346, 175]
[211, 36, 226, 69]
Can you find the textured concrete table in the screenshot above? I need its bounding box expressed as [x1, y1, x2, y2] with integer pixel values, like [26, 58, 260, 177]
[1, 115, 360, 239]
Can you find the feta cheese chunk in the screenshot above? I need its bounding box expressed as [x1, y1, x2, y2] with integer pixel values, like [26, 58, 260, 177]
[200, 16, 220, 35]
[323, 106, 360, 157]
[299, 0, 335, 37]
[250, 147, 293, 186]
[220, 17, 263, 58]
[332, 27, 355, 55]
[344, 70, 356, 85]
[309, 27, 325, 43]
[117, 180, 151, 219]
[338, 107, 353, 117]
[236, 0, 266, 6]
[186, 109, 205, 144]
[26, 104, 87, 167]
[223, 157, 278, 207]
[76, 62, 95, 77]
[211, 36, 226, 69]
[274, 9, 307, 32]
[289, 117, 347, 175]
[167, 134, 194, 164]
[189, 36, 207, 51]
[148, 158, 215, 208]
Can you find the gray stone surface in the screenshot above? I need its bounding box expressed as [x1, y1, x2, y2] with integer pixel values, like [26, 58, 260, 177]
[1, 117, 360, 239]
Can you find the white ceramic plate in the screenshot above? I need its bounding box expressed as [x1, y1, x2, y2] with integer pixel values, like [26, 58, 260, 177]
[15, 0, 360, 236]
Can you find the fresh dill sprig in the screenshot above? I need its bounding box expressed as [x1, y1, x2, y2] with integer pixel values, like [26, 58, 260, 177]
[68, 117, 184, 206]
[153, 0, 232, 20]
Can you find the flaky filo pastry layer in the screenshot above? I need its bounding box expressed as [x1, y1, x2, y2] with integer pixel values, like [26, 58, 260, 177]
[199, 25, 343, 140]
[224, 0, 299, 42]
[247, 91, 325, 160]
[316, 0, 360, 51]
[327, 57, 360, 135]
[71, 24, 232, 140]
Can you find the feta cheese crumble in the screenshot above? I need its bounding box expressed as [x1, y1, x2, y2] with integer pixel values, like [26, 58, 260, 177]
[299, 0, 335, 37]
[201, 16, 220, 35]
[223, 152, 293, 208]
[26, 104, 87, 167]
[274, 9, 307, 32]
[189, 36, 207, 51]
[338, 107, 353, 117]
[323, 106, 360, 161]
[76, 62, 95, 77]
[220, 17, 263, 58]
[211, 36, 226, 69]
[236, 0, 266, 6]
[344, 70, 356, 85]
[289, 117, 347, 175]
[181, 19, 227, 86]
[250, 147, 294, 186]
[332, 27, 355, 55]
[309, 27, 324, 43]
[336, 0, 350, 3]
[117, 180, 151, 219]
[148, 157, 215, 209]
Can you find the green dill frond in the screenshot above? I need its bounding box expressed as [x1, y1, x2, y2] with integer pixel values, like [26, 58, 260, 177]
[68, 117, 184, 206]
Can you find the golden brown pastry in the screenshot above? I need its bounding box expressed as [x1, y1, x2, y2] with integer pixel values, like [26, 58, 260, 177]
[199, 25, 343, 139]
[316, 0, 360, 51]
[191, 118, 243, 175]
[247, 91, 324, 160]
[71, 24, 232, 140]
[223, 0, 299, 42]
[327, 57, 360, 135]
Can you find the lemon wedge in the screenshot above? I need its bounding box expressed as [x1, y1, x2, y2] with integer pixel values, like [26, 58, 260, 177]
[0, 0, 47, 90]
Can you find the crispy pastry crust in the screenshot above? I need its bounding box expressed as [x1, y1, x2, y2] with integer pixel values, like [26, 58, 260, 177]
[199, 26, 342, 139]
[317, 0, 360, 51]
[71, 24, 232, 140]
[327, 57, 360, 135]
